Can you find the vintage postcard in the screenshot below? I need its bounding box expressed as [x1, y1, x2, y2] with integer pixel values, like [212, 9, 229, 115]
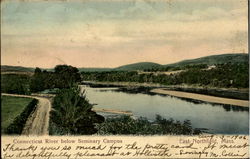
[1, 0, 249, 158]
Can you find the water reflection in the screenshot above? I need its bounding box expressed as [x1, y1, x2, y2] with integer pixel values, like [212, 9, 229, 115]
[80, 85, 249, 134]
[100, 86, 249, 112]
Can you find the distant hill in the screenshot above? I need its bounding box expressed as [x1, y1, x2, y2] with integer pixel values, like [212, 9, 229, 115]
[114, 62, 163, 71]
[113, 53, 248, 71]
[1, 65, 34, 73]
[165, 53, 248, 67]
[2, 53, 248, 73]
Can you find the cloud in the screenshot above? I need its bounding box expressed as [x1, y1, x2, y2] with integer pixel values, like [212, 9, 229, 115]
[1, 0, 248, 67]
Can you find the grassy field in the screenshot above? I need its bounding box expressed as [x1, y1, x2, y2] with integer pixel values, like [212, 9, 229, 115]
[1, 95, 33, 133]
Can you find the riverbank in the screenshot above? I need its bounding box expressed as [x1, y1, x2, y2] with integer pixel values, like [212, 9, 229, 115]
[82, 81, 165, 88]
[151, 89, 249, 107]
[92, 108, 133, 115]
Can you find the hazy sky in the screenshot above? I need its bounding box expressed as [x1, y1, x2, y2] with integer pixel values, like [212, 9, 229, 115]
[1, 0, 248, 68]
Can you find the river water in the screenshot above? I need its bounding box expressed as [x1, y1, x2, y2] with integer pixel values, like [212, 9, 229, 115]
[80, 85, 249, 134]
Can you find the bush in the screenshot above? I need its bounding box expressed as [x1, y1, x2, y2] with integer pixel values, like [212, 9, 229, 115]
[96, 115, 199, 135]
[49, 87, 104, 135]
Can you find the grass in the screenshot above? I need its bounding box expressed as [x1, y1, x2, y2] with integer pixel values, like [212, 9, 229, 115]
[1, 95, 33, 133]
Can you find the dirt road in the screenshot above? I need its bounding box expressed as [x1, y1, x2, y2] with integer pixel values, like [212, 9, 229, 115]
[2, 93, 51, 135]
[151, 89, 249, 107]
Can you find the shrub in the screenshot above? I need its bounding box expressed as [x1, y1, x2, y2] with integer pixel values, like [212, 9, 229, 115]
[49, 87, 104, 135]
[96, 115, 199, 135]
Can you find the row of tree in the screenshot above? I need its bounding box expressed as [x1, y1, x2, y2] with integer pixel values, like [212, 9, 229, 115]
[1, 65, 82, 94]
[143, 64, 208, 72]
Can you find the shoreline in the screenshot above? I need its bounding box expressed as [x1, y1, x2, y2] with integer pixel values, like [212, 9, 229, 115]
[92, 108, 133, 115]
[151, 89, 249, 107]
[82, 81, 166, 88]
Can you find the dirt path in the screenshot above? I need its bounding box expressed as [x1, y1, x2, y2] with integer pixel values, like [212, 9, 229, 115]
[2, 93, 51, 135]
[151, 89, 249, 107]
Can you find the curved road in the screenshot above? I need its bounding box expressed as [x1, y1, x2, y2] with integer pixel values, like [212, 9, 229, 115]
[2, 93, 51, 136]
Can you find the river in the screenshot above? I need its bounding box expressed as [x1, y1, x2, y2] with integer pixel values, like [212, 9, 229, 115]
[80, 85, 249, 134]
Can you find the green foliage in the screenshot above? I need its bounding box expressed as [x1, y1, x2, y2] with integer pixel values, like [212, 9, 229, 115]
[49, 87, 104, 135]
[54, 65, 81, 88]
[1, 74, 31, 95]
[96, 115, 199, 135]
[2, 97, 38, 134]
[97, 116, 156, 135]
[30, 68, 47, 92]
[30, 65, 81, 92]
[177, 63, 249, 88]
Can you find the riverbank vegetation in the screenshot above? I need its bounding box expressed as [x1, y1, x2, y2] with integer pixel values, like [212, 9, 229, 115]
[1, 96, 37, 134]
[97, 115, 201, 135]
[49, 87, 105, 135]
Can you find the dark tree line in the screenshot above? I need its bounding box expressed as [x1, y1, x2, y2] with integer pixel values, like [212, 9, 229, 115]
[143, 64, 208, 72]
[82, 63, 249, 88]
[2, 65, 82, 94]
[176, 63, 249, 88]
[1, 74, 31, 95]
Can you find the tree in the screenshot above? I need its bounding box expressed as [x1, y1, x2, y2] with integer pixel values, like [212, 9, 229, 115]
[54, 65, 81, 88]
[30, 67, 46, 92]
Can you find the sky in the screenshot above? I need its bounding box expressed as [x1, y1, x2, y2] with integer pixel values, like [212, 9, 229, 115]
[1, 0, 248, 68]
